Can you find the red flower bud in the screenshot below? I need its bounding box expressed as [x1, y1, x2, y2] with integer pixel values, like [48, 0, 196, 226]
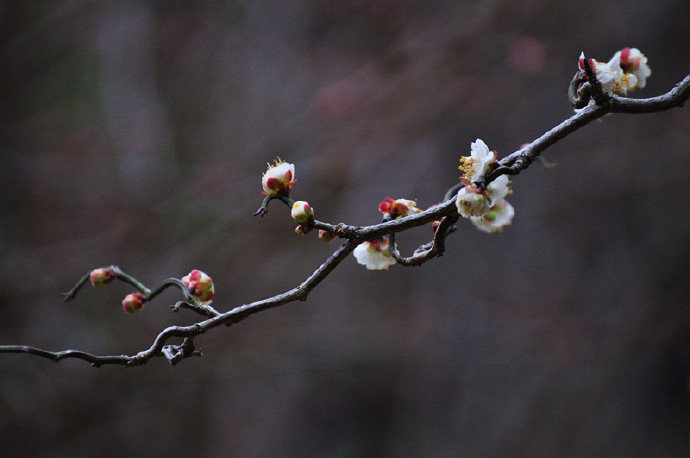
[89, 268, 113, 287]
[122, 292, 146, 314]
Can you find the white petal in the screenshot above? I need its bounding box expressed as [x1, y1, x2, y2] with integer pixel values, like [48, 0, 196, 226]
[486, 175, 510, 203]
[470, 139, 495, 180]
[353, 243, 396, 270]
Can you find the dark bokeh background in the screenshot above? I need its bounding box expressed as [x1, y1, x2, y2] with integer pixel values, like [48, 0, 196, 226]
[1, 1, 689, 455]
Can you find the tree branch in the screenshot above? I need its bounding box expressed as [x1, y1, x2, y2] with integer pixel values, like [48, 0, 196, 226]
[2, 71, 688, 368]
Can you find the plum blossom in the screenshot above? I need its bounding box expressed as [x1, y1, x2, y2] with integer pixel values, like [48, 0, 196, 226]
[577, 48, 651, 97]
[611, 47, 651, 89]
[578, 52, 636, 95]
[471, 200, 515, 233]
[456, 138, 512, 220]
[458, 139, 497, 182]
[378, 197, 422, 219]
[261, 158, 295, 195]
[353, 238, 396, 270]
[455, 185, 490, 218]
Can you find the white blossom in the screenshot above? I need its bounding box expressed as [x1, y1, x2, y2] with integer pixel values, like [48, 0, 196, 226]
[610, 47, 651, 89]
[353, 239, 396, 271]
[261, 158, 295, 195]
[455, 174, 512, 219]
[577, 48, 652, 98]
[459, 139, 496, 182]
[455, 185, 490, 218]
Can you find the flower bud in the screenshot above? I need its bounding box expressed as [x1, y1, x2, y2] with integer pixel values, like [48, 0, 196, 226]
[89, 268, 113, 287]
[122, 292, 146, 314]
[261, 157, 296, 196]
[318, 229, 335, 243]
[291, 201, 314, 224]
[181, 269, 215, 304]
[295, 224, 312, 235]
[378, 197, 421, 219]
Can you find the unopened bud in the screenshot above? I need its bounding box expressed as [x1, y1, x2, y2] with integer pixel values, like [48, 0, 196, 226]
[89, 268, 113, 287]
[122, 292, 146, 314]
[291, 201, 314, 224]
[181, 270, 215, 304]
[295, 224, 312, 235]
[318, 229, 335, 243]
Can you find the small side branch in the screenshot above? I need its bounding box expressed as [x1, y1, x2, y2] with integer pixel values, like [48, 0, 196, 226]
[485, 73, 690, 184]
[253, 194, 294, 217]
[388, 213, 459, 267]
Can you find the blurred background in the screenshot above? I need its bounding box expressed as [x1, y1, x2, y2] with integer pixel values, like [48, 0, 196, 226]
[1, 0, 689, 455]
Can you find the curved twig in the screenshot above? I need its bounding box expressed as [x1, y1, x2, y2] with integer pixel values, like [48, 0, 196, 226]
[253, 194, 294, 217]
[388, 212, 459, 267]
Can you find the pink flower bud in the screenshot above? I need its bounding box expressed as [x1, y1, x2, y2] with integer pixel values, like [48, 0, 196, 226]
[89, 268, 113, 287]
[181, 270, 215, 304]
[318, 229, 335, 243]
[122, 292, 146, 314]
[291, 201, 314, 224]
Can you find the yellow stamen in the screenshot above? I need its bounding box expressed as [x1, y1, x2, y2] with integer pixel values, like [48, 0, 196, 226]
[458, 156, 476, 180]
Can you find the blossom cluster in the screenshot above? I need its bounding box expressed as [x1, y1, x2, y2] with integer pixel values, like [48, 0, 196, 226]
[455, 139, 515, 234]
[258, 148, 516, 271]
[87, 265, 218, 315]
[578, 47, 651, 97]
